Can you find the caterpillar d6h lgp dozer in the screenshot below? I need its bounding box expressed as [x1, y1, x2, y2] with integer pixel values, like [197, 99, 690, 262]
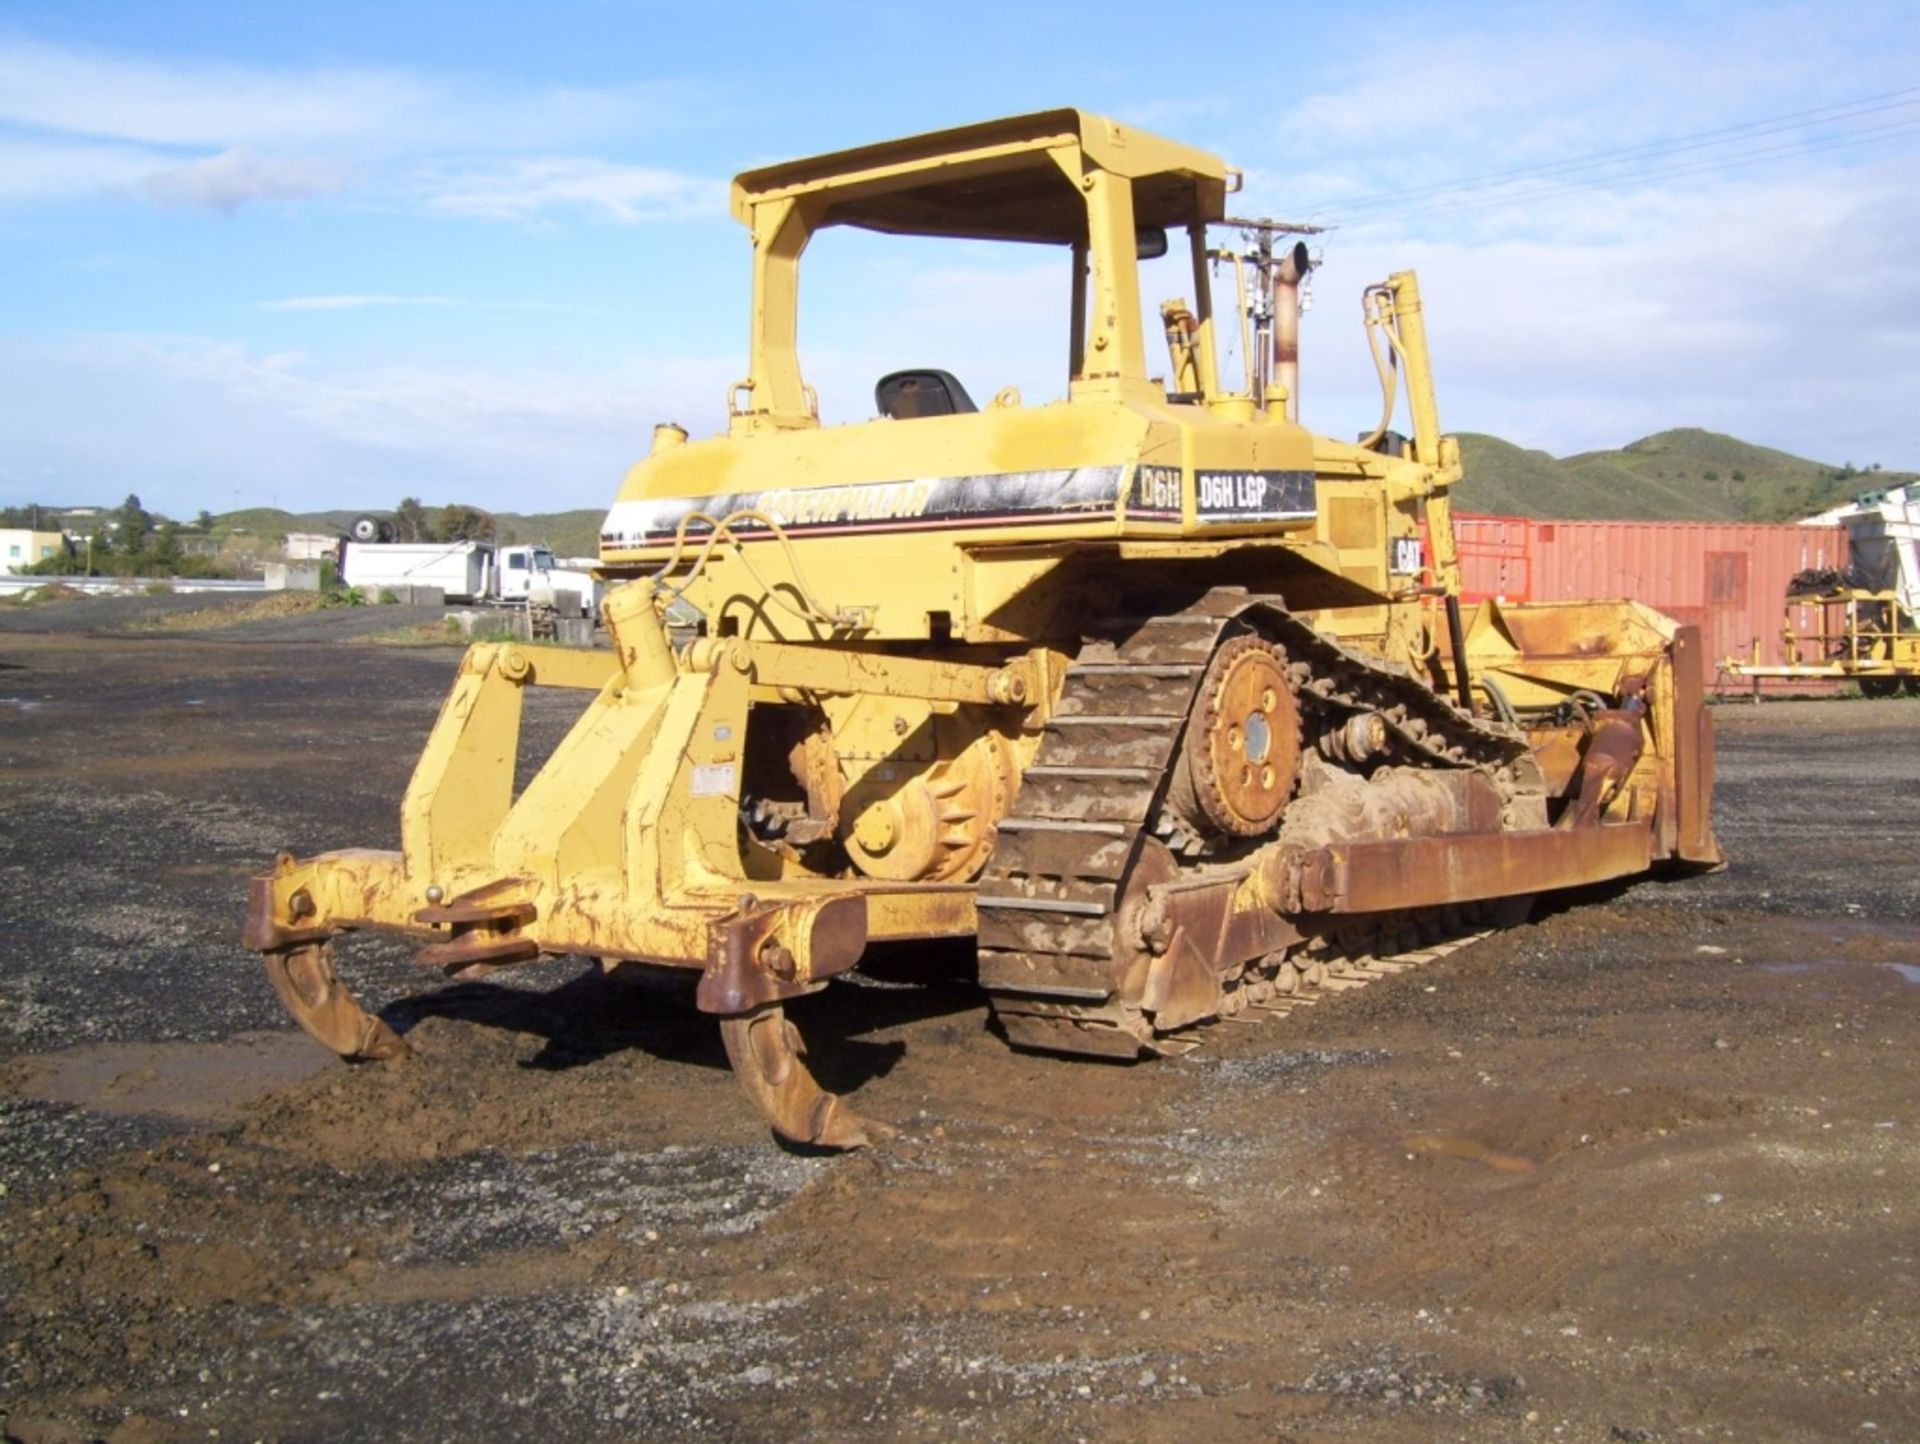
[244, 110, 1722, 1147]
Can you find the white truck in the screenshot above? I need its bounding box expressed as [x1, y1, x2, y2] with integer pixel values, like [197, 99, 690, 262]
[339, 540, 601, 618]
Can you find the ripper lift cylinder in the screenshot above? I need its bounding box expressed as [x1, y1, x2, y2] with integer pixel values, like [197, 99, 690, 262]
[603, 581, 679, 690]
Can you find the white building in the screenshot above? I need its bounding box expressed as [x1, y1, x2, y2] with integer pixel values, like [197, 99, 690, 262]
[284, 531, 339, 561]
[0, 529, 66, 576]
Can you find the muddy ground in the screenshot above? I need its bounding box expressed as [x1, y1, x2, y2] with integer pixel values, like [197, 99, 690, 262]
[1, 615, 1917, 1442]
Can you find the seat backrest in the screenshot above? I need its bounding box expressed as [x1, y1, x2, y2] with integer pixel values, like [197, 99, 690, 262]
[875, 369, 978, 419]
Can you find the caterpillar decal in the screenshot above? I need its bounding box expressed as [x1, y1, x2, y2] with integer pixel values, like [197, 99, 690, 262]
[601, 466, 1128, 548]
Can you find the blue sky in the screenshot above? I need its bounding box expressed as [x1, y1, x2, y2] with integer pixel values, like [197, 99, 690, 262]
[2, 1, 1918, 518]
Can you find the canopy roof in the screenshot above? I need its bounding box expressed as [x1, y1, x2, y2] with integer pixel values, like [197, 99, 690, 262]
[730, 108, 1233, 245]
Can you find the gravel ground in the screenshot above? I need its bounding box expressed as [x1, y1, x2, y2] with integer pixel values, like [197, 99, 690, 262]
[1, 626, 1917, 1443]
[0, 590, 463, 643]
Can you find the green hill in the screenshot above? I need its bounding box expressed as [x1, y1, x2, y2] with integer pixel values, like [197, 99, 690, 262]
[198, 427, 1909, 543]
[214, 506, 606, 558]
[1455, 428, 1911, 521]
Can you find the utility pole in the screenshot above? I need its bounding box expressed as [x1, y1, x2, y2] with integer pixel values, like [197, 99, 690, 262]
[1222, 217, 1325, 422]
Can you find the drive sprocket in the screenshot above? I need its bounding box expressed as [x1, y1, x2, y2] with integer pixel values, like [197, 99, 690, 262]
[1168, 633, 1302, 841]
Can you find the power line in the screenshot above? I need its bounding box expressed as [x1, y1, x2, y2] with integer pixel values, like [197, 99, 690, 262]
[1332, 113, 1920, 231]
[1337, 120, 1920, 231]
[1302, 83, 1920, 213]
[1327, 94, 1920, 217]
[1298, 83, 1920, 216]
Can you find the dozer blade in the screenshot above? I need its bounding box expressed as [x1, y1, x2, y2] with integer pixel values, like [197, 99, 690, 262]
[719, 1006, 891, 1150]
[264, 941, 410, 1062]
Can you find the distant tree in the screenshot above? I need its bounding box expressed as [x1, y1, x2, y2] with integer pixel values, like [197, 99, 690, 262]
[1704, 469, 1719, 482]
[194, 509, 215, 532]
[1730, 469, 1746, 483]
[154, 520, 183, 567]
[116, 493, 153, 545]
[394, 496, 431, 542]
[436, 504, 495, 542]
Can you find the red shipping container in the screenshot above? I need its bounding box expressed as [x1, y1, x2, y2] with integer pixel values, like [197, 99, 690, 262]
[1448, 515, 1850, 693]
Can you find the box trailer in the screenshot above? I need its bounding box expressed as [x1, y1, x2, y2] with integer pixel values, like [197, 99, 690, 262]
[340, 541, 492, 601]
[338, 540, 600, 617]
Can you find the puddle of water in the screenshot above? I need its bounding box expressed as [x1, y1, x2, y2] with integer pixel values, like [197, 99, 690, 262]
[1757, 959, 1920, 985]
[1400, 1132, 1537, 1174]
[1775, 916, 1920, 951]
[12, 1029, 329, 1123]
[1816, 917, 1920, 945]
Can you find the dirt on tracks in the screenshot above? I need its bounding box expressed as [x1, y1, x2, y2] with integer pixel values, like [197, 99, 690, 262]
[1, 631, 1917, 1443]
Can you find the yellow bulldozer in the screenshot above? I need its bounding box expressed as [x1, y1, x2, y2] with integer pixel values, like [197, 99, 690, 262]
[245, 110, 1722, 1147]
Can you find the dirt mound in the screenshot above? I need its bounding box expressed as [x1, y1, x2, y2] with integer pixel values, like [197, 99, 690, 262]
[146, 592, 325, 631]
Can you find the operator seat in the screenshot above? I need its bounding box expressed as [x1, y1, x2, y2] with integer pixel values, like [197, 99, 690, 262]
[876, 369, 978, 419]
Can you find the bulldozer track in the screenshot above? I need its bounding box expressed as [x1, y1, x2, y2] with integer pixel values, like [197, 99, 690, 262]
[979, 587, 1534, 1059]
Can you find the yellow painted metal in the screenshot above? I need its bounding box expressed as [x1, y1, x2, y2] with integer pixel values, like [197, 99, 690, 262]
[1382, 271, 1464, 599]
[601, 107, 1450, 659]
[501, 643, 620, 691]
[1722, 587, 1920, 682]
[249, 108, 1715, 1149]
[254, 107, 1682, 955]
[399, 644, 525, 892]
[258, 586, 1013, 972]
[1456, 597, 1689, 827]
[733, 637, 1036, 707]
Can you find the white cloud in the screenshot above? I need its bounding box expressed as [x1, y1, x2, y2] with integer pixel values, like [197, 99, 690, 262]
[0, 135, 167, 202]
[136, 147, 350, 212]
[1278, 31, 1670, 158]
[257, 295, 464, 313]
[416, 157, 723, 224]
[1260, 10, 1920, 227]
[0, 34, 713, 221]
[3, 16, 1917, 498]
[1213, 11, 1920, 474]
[1292, 157, 1920, 469]
[0, 38, 420, 148]
[0, 35, 677, 153]
[0, 330, 741, 514]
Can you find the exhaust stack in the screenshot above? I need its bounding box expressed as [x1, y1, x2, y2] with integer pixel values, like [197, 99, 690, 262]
[1273, 240, 1312, 423]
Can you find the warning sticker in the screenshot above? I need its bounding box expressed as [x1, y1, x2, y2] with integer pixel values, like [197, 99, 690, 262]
[690, 763, 738, 797]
